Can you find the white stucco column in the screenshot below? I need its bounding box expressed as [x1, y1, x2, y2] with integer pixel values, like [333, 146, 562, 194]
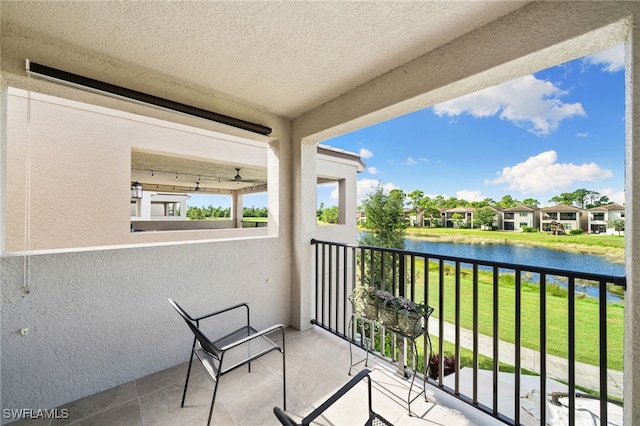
[231, 191, 243, 228]
[624, 20, 640, 425]
[0, 79, 7, 254]
[291, 137, 317, 330]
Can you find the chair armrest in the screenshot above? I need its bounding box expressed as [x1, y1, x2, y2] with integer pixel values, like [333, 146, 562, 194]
[219, 324, 285, 351]
[300, 369, 372, 424]
[193, 302, 249, 322]
[273, 407, 297, 426]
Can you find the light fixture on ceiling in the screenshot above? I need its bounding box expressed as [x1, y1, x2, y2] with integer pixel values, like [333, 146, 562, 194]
[194, 182, 200, 191]
[131, 182, 143, 199]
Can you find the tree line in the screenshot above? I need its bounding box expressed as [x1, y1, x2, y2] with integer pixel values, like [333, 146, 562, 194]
[186, 205, 268, 220]
[355, 184, 622, 250]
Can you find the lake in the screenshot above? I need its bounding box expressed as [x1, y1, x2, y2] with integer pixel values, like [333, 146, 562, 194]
[359, 233, 625, 302]
[402, 237, 625, 276]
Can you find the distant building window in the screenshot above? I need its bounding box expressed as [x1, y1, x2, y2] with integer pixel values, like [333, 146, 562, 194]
[593, 213, 605, 221]
[519, 212, 529, 217]
[519, 222, 528, 228]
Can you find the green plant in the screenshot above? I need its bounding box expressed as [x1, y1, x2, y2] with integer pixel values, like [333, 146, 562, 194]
[569, 229, 584, 235]
[396, 298, 431, 336]
[376, 290, 399, 326]
[428, 354, 457, 379]
[352, 286, 378, 319]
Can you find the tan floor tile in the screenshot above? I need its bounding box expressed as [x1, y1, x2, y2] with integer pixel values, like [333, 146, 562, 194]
[50, 382, 139, 426]
[139, 382, 233, 426]
[74, 400, 143, 426]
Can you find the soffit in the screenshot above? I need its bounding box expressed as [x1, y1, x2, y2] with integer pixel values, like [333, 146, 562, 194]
[1, 1, 530, 119]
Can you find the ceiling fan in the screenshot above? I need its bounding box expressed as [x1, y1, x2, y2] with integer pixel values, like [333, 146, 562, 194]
[231, 167, 265, 184]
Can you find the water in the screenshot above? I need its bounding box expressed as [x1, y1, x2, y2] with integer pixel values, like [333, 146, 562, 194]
[403, 237, 624, 277]
[360, 233, 625, 302]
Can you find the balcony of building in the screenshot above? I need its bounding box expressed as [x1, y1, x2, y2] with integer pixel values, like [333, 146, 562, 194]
[8, 327, 505, 426]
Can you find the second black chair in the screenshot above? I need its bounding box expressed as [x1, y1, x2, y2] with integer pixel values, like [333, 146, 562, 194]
[169, 298, 286, 426]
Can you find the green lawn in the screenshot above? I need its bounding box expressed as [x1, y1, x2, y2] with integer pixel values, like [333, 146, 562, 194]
[407, 260, 624, 371]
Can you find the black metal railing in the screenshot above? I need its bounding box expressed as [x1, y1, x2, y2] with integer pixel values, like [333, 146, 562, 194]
[310, 238, 626, 426]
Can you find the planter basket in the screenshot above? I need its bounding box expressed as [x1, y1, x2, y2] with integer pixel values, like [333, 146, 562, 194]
[355, 298, 378, 320]
[379, 306, 398, 328]
[396, 305, 434, 337]
[397, 311, 424, 337]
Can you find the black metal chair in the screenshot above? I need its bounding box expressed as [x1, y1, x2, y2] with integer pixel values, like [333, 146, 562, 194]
[169, 298, 286, 426]
[273, 369, 392, 426]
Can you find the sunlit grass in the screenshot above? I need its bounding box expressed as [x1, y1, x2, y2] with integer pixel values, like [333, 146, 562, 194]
[404, 260, 625, 371]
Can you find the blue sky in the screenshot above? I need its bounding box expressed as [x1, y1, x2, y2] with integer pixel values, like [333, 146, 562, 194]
[319, 44, 626, 209]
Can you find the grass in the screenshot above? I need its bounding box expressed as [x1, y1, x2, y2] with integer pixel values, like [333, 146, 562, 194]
[406, 260, 625, 371]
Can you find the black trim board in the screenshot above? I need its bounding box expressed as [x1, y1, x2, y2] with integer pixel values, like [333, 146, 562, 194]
[26, 61, 272, 136]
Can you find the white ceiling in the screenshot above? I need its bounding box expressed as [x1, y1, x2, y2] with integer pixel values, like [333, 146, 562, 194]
[131, 151, 267, 192]
[1, 1, 530, 119]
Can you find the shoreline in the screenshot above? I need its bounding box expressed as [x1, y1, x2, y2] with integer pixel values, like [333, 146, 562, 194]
[403, 232, 625, 265]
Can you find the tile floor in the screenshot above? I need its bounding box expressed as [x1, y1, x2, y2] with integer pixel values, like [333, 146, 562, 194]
[9, 327, 502, 425]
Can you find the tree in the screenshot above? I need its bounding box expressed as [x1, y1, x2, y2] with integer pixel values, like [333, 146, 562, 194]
[608, 218, 625, 236]
[320, 206, 339, 224]
[317, 202, 325, 218]
[423, 204, 442, 227]
[522, 198, 540, 207]
[473, 206, 497, 229]
[451, 213, 464, 228]
[359, 184, 407, 249]
[407, 190, 426, 226]
[499, 195, 520, 208]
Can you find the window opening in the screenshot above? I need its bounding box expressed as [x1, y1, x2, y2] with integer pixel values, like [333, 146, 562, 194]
[317, 181, 341, 225]
[131, 150, 267, 232]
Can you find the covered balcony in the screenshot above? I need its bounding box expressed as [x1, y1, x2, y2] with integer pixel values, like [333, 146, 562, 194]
[2, 2, 640, 426]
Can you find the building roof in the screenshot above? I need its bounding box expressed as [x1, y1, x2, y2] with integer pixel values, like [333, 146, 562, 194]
[588, 203, 626, 211]
[503, 205, 537, 212]
[541, 204, 583, 212]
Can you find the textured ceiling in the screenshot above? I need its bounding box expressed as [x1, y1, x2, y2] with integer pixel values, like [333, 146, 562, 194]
[1, 1, 530, 119]
[131, 151, 267, 192]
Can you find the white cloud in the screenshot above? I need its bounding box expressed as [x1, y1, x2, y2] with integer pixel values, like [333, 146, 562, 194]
[576, 132, 589, 138]
[405, 157, 417, 165]
[368, 167, 379, 175]
[359, 148, 373, 159]
[597, 187, 625, 205]
[584, 44, 625, 73]
[456, 190, 485, 202]
[432, 75, 586, 136]
[485, 150, 613, 194]
[357, 179, 399, 205]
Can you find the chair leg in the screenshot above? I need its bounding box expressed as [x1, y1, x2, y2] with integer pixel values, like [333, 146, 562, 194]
[281, 330, 287, 410]
[181, 348, 196, 407]
[207, 372, 222, 426]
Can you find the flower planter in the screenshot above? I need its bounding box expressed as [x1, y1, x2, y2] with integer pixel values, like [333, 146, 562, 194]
[354, 298, 378, 320]
[397, 310, 424, 337]
[351, 287, 433, 337]
[378, 306, 398, 328]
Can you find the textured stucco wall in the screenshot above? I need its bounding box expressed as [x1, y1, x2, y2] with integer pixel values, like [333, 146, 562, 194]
[1, 237, 290, 414]
[624, 19, 640, 426]
[4, 90, 272, 252]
